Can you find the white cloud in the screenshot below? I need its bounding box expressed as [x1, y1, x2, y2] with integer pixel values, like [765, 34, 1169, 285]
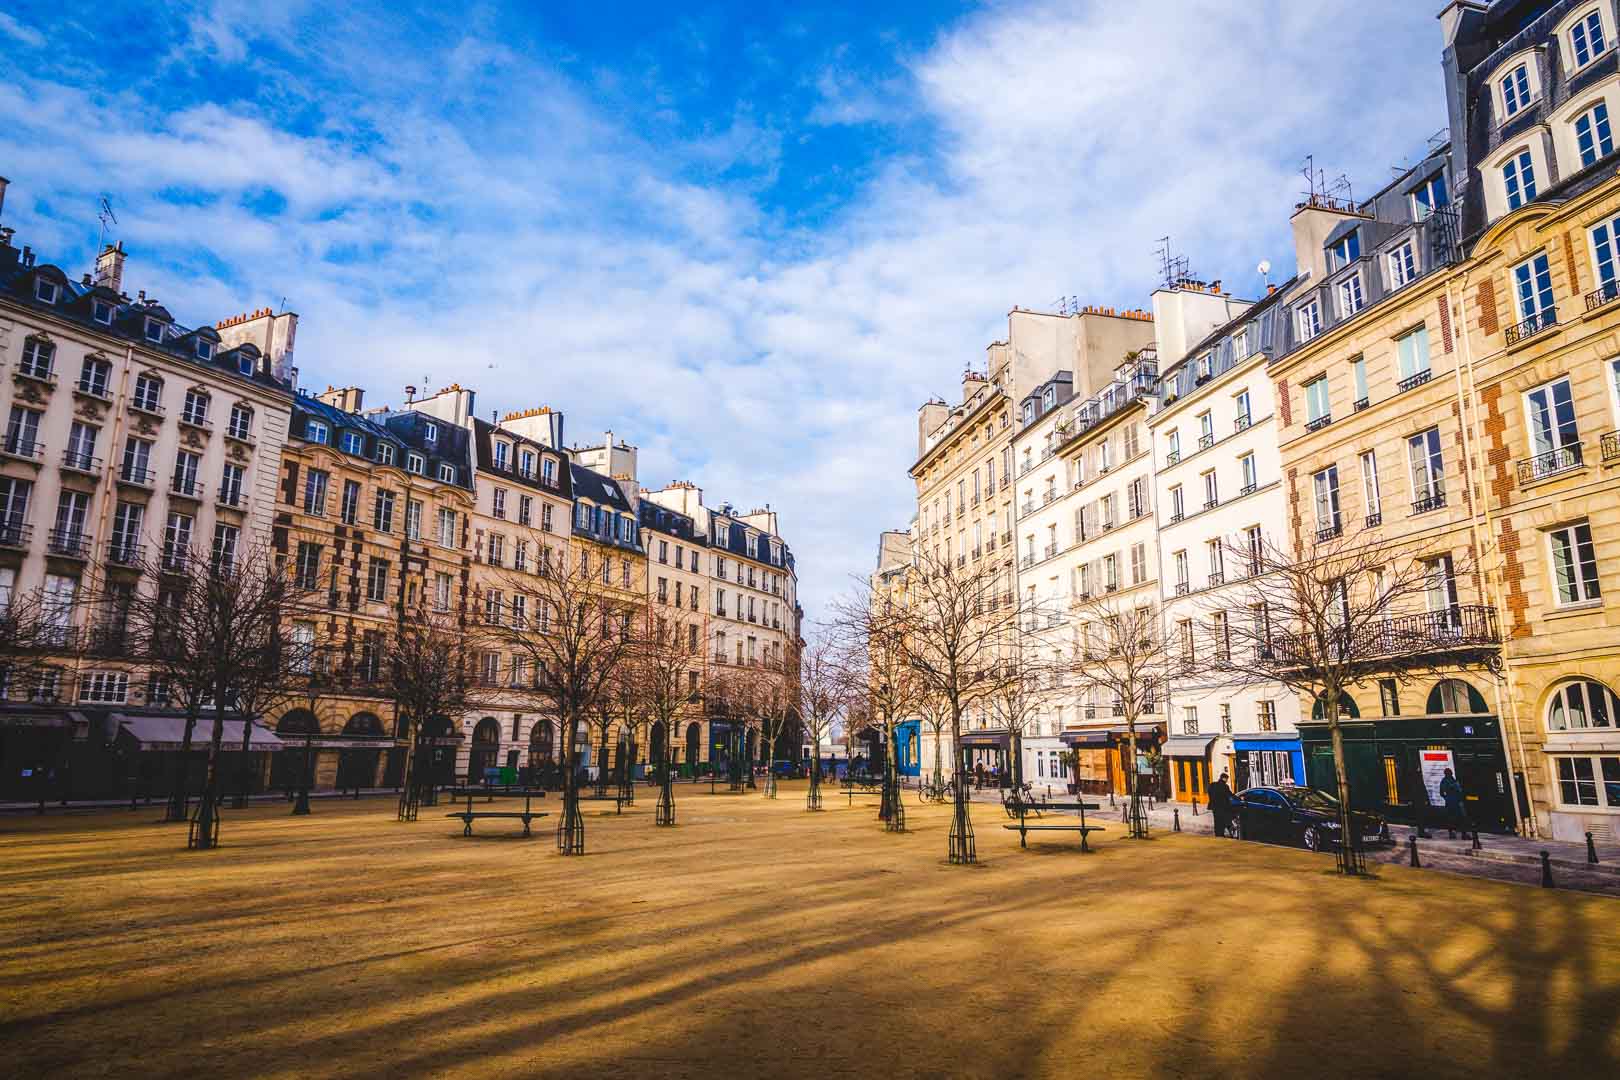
[0, 12, 46, 47]
[0, 0, 1446, 623]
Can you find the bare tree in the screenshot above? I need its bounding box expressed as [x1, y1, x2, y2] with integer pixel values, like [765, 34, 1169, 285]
[122, 543, 295, 849]
[622, 608, 703, 825]
[383, 609, 491, 822]
[882, 546, 1039, 865]
[1196, 526, 1499, 872]
[984, 634, 1061, 793]
[797, 633, 844, 811]
[490, 544, 644, 855]
[0, 582, 70, 694]
[1068, 595, 1172, 839]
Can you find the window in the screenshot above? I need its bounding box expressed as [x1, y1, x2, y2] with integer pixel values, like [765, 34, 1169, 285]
[132, 374, 163, 412]
[493, 441, 510, 471]
[1304, 376, 1330, 426]
[163, 512, 194, 570]
[1130, 543, 1146, 586]
[78, 356, 112, 397]
[1182, 707, 1199, 736]
[172, 450, 200, 495]
[1389, 241, 1417, 289]
[518, 449, 535, 478]
[1503, 150, 1537, 210]
[1525, 377, 1581, 472]
[1570, 9, 1608, 69]
[306, 420, 328, 445]
[492, 488, 507, 520]
[1412, 172, 1449, 219]
[1234, 390, 1252, 427]
[518, 495, 532, 526]
[110, 501, 142, 563]
[338, 430, 362, 456]
[541, 503, 553, 533]
[1168, 485, 1184, 521]
[423, 423, 437, 444]
[1202, 470, 1218, 508]
[144, 316, 166, 343]
[1548, 680, 1619, 731]
[488, 533, 505, 567]
[219, 463, 244, 506]
[1328, 231, 1361, 271]
[1408, 428, 1445, 507]
[295, 542, 322, 590]
[1296, 299, 1322, 342]
[1239, 452, 1257, 492]
[1425, 554, 1461, 622]
[1360, 450, 1382, 520]
[303, 469, 329, 515]
[79, 671, 129, 704]
[438, 463, 456, 483]
[1313, 466, 1341, 535]
[542, 457, 557, 486]
[1590, 214, 1620, 294]
[226, 404, 253, 441]
[211, 523, 238, 573]
[1501, 63, 1532, 119]
[181, 390, 210, 426]
[1396, 326, 1431, 384]
[1174, 550, 1189, 589]
[65, 421, 97, 470]
[406, 451, 425, 474]
[367, 558, 390, 602]
[405, 497, 422, 540]
[1575, 102, 1614, 168]
[340, 480, 361, 525]
[1351, 356, 1369, 407]
[1514, 252, 1555, 324]
[438, 509, 457, 548]
[1207, 539, 1224, 579]
[4, 406, 41, 457]
[1337, 273, 1365, 317]
[19, 338, 54, 379]
[434, 572, 453, 612]
[1198, 411, 1213, 445]
[1549, 522, 1601, 605]
[1244, 526, 1263, 576]
[373, 490, 396, 533]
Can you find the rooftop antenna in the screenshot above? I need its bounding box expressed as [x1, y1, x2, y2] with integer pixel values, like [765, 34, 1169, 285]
[1155, 236, 1191, 289]
[95, 194, 118, 255]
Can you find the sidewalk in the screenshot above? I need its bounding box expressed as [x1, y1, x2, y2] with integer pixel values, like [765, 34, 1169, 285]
[0, 787, 400, 814]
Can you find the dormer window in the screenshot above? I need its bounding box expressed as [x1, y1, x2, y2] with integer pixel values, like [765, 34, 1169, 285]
[1338, 272, 1365, 316]
[1296, 299, 1323, 343]
[34, 279, 58, 304]
[144, 317, 167, 344]
[1504, 149, 1537, 210]
[406, 451, 425, 474]
[542, 457, 557, 485]
[493, 441, 510, 471]
[1021, 401, 1035, 425]
[1575, 102, 1614, 168]
[423, 424, 437, 444]
[237, 353, 253, 376]
[1328, 232, 1360, 271]
[341, 431, 365, 455]
[1042, 386, 1056, 411]
[1502, 63, 1533, 119]
[518, 448, 534, 477]
[91, 299, 114, 324]
[437, 463, 455, 483]
[377, 443, 396, 466]
[195, 340, 214, 361]
[307, 420, 329, 445]
[1570, 9, 1608, 70]
[1411, 173, 1449, 220]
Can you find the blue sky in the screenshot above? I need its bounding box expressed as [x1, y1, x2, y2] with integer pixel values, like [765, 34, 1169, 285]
[0, 1, 1446, 621]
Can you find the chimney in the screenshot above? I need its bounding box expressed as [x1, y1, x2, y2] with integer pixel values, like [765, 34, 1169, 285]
[917, 399, 948, 457]
[1290, 200, 1360, 286]
[94, 242, 126, 294]
[316, 386, 365, 413]
[215, 308, 299, 388]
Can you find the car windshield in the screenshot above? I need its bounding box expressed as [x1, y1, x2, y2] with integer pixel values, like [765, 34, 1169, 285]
[1279, 787, 1339, 811]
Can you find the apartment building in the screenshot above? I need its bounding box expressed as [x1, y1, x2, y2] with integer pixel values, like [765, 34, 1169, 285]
[1441, 0, 1620, 840]
[0, 224, 295, 800]
[1150, 282, 1305, 802]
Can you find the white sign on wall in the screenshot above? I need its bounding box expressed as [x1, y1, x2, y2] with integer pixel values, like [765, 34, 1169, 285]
[1418, 749, 1455, 807]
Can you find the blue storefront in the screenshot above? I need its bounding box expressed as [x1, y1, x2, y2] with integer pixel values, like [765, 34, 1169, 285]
[1230, 733, 1305, 790]
[894, 720, 921, 778]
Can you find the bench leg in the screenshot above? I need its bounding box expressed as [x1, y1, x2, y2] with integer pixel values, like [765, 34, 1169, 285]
[463, 820, 473, 838]
[1020, 823, 1027, 849]
[1080, 831, 1090, 853]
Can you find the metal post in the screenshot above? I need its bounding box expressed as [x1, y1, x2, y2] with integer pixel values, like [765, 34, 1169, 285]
[1587, 832, 1600, 864]
[1408, 834, 1420, 867]
[1540, 850, 1554, 888]
[1173, 808, 1181, 832]
[1191, 796, 1198, 816]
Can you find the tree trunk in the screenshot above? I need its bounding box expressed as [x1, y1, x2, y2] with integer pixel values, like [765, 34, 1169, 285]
[558, 711, 585, 855]
[1324, 688, 1362, 874]
[807, 734, 822, 810]
[656, 719, 676, 826]
[948, 701, 974, 864]
[1124, 715, 1147, 839]
[190, 709, 228, 850]
[232, 714, 256, 809]
[166, 712, 199, 822]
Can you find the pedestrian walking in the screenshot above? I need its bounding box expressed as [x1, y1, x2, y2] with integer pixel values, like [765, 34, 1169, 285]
[1439, 768, 1469, 838]
[1207, 771, 1234, 838]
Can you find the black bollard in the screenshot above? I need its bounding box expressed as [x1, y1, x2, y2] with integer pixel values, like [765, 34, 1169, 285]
[1192, 796, 1199, 817]
[1408, 834, 1420, 867]
[1588, 832, 1600, 864]
[1540, 850, 1555, 888]
[1173, 808, 1181, 832]
[1122, 803, 1129, 822]
[1471, 828, 1482, 851]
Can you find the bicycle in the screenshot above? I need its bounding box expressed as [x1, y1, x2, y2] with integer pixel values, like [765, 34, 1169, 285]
[916, 774, 954, 804]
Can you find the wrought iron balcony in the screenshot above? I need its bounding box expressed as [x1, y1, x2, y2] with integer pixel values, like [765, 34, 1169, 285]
[1174, 581, 1189, 596]
[1365, 512, 1383, 528]
[1353, 397, 1370, 412]
[1044, 543, 1058, 559]
[106, 540, 144, 567]
[1020, 554, 1035, 569]
[1198, 433, 1215, 451]
[1604, 430, 1620, 462]
[1504, 308, 1557, 346]
[86, 625, 132, 656]
[217, 487, 246, 509]
[1240, 483, 1258, 497]
[1396, 369, 1433, 393]
[171, 477, 202, 498]
[0, 520, 32, 548]
[118, 464, 155, 488]
[130, 396, 165, 416]
[1316, 522, 1343, 543]
[61, 449, 102, 474]
[1166, 450, 1180, 465]
[47, 528, 91, 559]
[1304, 414, 1332, 433]
[1168, 510, 1184, 524]
[1586, 280, 1620, 312]
[1271, 605, 1500, 669]
[74, 378, 113, 401]
[1203, 499, 1218, 511]
[1411, 490, 1447, 515]
[1207, 572, 1225, 587]
[179, 411, 213, 430]
[1, 438, 44, 462]
[15, 363, 56, 385]
[1234, 414, 1252, 432]
[1517, 443, 1584, 485]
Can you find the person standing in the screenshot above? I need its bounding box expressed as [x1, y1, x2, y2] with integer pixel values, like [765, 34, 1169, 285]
[1207, 771, 1234, 838]
[1439, 768, 1468, 839]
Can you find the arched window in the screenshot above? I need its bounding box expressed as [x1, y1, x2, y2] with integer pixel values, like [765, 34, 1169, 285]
[1546, 680, 1618, 731]
[276, 709, 320, 735]
[1427, 679, 1489, 715]
[1311, 693, 1360, 720]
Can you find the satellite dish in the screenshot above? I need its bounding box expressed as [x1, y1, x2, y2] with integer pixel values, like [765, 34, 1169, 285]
[1257, 259, 1272, 276]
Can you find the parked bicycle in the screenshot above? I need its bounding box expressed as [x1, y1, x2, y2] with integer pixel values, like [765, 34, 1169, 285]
[916, 774, 954, 803]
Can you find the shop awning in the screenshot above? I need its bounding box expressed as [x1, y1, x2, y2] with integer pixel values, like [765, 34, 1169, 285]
[958, 732, 1010, 749]
[0, 711, 72, 728]
[280, 736, 401, 750]
[115, 714, 288, 752]
[1060, 730, 1116, 748]
[1162, 734, 1217, 758]
[1232, 734, 1303, 752]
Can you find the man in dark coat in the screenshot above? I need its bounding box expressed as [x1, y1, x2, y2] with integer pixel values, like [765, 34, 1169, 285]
[1207, 771, 1234, 838]
[1439, 768, 1468, 838]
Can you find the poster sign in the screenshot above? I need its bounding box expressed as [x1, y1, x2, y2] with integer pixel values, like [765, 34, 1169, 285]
[1418, 749, 1455, 808]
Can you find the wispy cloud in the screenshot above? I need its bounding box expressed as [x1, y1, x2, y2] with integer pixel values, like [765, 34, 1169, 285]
[0, 0, 1445, 620]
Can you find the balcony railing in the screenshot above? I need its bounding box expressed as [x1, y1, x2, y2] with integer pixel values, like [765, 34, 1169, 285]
[118, 464, 154, 487]
[1207, 572, 1225, 586]
[1316, 522, 1342, 543]
[1234, 415, 1252, 433]
[1365, 512, 1383, 528]
[1271, 605, 1500, 669]
[0, 520, 32, 548]
[1352, 397, 1370, 412]
[1586, 280, 1620, 312]
[1304, 414, 1332, 433]
[1, 438, 44, 462]
[1166, 450, 1180, 465]
[1239, 482, 1258, 497]
[74, 378, 113, 401]
[1020, 554, 1035, 569]
[47, 528, 91, 559]
[61, 450, 102, 474]
[1203, 499, 1218, 511]
[1174, 581, 1189, 596]
[1198, 433, 1215, 450]
[1044, 543, 1058, 559]
[1604, 430, 1620, 462]
[130, 396, 165, 416]
[171, 477, 202, 498]
[1396, 369, 1433, 393]
[106, 540, 144, 567]
[15, 364, 56, 384]
[1517, 443, 1584, 485]
[1411, 490, 1446, 515]
[217, 487, 246, 509]
[1504, 308, 1557, 346]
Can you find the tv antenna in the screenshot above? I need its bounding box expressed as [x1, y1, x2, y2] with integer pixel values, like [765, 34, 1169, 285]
[95, 194, 118, 254]
[1155, 236, 1192, 289]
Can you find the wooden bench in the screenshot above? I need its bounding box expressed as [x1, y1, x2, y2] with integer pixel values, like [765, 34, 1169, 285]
[578, 793, 626, 814]
[1003, 822, 1106, 852]
[447, 809, 549, 837]
[1003, 800, 1104, 852]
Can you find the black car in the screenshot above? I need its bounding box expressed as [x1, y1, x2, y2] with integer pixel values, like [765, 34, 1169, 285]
[1227, 784, 1389, 851]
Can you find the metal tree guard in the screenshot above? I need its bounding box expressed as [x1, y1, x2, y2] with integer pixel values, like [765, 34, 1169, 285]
[617, 735, 636, 807]
[948, 768, 975, 864]
[655, 738, 677, 826]
[745, 726, 759, 790]
[557, 771, 585, 855]
[807, 759, 823, 810]
[292, 731, 314, 816]
[728, 725, 746, 791]
[883, 726, 905, 832]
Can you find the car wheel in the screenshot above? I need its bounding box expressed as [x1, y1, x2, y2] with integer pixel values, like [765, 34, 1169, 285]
[1303, 825, 1324, 852]
[1228, 815, 1244, 840]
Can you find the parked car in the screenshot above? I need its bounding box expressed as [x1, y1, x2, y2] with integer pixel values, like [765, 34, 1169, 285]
[771, 760, 806, 779]
[1227, 785, 1390, 851]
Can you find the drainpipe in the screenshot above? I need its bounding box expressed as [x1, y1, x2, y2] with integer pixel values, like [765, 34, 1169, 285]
[1447, 277, 1538, 838]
